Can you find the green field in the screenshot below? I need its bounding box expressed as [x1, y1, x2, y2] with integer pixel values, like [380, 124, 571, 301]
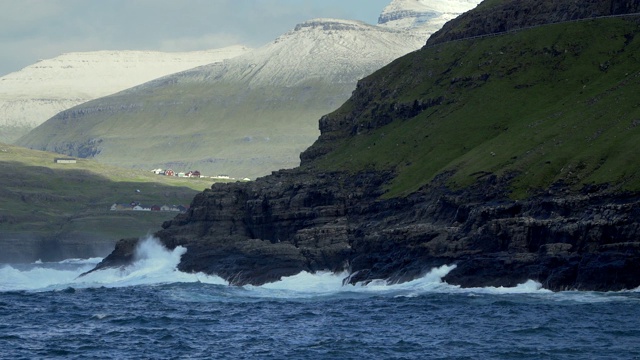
[0, 143, 233, 261]
[17, 78, 354, 179]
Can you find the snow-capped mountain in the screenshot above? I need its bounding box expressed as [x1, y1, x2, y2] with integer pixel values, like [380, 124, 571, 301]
[0, 46, 250, 143]
[378, 0, 482, 36]
[190, 18, 428, 88]
[17, 0, 481, 179]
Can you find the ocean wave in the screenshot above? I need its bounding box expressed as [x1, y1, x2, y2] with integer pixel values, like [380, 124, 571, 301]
[1, 236, 637, 303]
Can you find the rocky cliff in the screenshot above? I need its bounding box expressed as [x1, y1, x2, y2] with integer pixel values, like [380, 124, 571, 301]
[90, 1, 640, 291]
[93, 167, 640, 291]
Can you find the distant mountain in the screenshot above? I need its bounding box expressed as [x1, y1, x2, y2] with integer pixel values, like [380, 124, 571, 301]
[378, 0, 480, 36]
[17, 0, 480, 179]
[0, 46, 251, 143]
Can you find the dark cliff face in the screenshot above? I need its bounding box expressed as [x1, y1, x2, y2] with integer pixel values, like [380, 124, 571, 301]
[426, 0, 640, 46]
[93, 168, 640, 291]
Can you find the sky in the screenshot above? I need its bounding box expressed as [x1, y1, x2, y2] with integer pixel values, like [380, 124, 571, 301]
[0, 0, 392, 76]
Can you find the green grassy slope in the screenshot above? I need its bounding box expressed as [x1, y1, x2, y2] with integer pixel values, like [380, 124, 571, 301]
[309, 17, 640, 198]
[0, 143, 222, 261]
[17, 78, 352, 179]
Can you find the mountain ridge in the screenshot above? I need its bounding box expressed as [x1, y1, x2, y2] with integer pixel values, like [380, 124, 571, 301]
[0, 46, 251, 143]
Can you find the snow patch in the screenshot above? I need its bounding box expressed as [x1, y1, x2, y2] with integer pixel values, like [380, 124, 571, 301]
[0, 46, 251, 139]
[378, 0, 482, 36]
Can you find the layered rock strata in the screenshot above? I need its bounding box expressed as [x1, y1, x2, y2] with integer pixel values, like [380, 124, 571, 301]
[93, 168, 640, 291]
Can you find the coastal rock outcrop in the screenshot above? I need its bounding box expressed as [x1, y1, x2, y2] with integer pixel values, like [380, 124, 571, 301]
[93, 168, 640, 291]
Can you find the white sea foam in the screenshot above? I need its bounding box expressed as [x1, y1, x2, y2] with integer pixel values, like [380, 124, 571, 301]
[0, 236, 636, 303]
[244, 264, 551, 299]
[72, 236, 227, 289]
[58, 257, 104, 265]
[0, 236, 225, 292]
[0, 262, 93, 291]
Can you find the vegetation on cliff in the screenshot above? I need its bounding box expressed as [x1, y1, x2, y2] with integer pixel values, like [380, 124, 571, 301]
[304, 16, 640, 199]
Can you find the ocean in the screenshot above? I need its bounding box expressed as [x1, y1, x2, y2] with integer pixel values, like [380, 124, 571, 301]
[1, 237, 639, 359]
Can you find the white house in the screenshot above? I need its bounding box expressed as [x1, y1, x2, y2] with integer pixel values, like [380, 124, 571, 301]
[54, 158, 77, 164]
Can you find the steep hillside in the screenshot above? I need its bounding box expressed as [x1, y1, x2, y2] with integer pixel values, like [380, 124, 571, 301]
[0, 46, 250, 143]
[17, 1, 480, 180]
[303, 16, 640, 198]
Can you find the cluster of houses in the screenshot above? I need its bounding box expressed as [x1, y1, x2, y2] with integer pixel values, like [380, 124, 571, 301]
[151, 168, 245, 181]
[110, 202, 189, 213]
[151, 169, 201, 178]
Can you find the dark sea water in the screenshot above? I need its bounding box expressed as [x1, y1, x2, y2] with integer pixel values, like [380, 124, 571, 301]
[1, 238, 639, 359]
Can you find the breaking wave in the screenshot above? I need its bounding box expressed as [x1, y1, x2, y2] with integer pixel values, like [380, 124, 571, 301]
[1, 236, 637, 301]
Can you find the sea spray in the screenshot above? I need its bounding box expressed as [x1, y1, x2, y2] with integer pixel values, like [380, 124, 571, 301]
[0, 236, 226, 292]
[0, 261, 96, 292]
[245, 265, 469, 299]
[76, 236, 226, 288]
[0, 237, 606, 299]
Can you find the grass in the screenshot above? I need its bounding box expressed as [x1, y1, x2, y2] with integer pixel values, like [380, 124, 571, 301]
[17, 79, 354, 179]
[311, 17, 640, 198]
[0, 143, 228, 250]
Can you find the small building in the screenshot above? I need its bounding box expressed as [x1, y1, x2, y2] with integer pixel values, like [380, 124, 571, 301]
[186, 170, 201, 178]
[110, 203, 132, 211]
[151, 168, 164, 175]
[150, 205, 161, 212]
[165, 169, 175, 176]
[54, 158, 76, 164]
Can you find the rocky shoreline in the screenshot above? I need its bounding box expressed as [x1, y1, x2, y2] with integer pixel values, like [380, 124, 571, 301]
[91, 168, 640, 291]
